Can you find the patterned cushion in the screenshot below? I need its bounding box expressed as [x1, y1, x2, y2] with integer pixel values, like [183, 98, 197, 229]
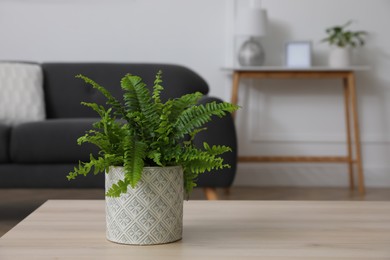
[0, 63, 46, 125]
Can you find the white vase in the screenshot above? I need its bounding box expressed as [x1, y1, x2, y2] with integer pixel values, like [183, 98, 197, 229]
[329, 46, 352, 68]
[105, 166, 183, 245]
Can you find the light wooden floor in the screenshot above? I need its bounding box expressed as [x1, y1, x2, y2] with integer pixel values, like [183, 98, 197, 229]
[1, 187, 390, 237]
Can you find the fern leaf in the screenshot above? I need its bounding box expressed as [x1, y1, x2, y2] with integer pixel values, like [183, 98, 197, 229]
[76, 75, 126, 117]
[174, 102, 239, 139]
[183, 170, 198, 195]
[183, 127, 207, 146]
[167, 92, 203, 123]
[178, 143, 233, 194]
[123, 134, 147, 188]
[66, 154, 111, 180]
[203, 142, 232, 155]
[121, 74, 142, 113]
[77, 132, 111, 154]
[81, 102, 107, 118]
[121, 74, 160, 139]
[153, 102, 173, 146]
[106, 179, 130, 197]
[152, 70, 164, 106]
[147, 151, 163, 166]
[77, 106, 126, 155]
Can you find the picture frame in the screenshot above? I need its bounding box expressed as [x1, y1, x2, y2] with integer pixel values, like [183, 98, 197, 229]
[285, 41, 312, 68]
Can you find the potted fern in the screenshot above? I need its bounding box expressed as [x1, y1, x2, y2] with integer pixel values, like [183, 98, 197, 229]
[67, 71, 238, 245]
[322, 21, 366, 67]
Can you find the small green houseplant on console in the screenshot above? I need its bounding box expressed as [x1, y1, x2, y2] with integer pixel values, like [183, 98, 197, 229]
[67, 71, 238, 245]
[321, 20, 366, 67]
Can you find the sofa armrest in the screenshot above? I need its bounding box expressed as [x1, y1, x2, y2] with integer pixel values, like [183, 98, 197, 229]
[192, 96, 238, 188]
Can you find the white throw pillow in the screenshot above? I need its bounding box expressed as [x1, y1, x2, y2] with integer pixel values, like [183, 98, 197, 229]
[0, 63, 46, 125]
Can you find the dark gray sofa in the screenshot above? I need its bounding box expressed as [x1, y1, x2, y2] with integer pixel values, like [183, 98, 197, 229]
[0, 63, 237, 192]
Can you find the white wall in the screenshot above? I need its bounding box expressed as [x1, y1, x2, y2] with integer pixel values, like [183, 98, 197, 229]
[1, 0, 389, 187]
[0, 0, 229, 98]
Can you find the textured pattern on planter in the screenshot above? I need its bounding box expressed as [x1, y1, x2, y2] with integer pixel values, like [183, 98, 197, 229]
[105, 166, 183, 245]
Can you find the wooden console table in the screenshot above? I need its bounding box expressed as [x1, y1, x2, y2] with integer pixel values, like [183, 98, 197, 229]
[224, 67, 369, 195]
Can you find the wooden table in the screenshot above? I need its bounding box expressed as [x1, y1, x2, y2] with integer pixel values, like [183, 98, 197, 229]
[1, 200, 390, 259]
[224, 66, 369, 195]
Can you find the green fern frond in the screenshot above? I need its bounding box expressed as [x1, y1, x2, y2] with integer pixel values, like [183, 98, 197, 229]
[152, 70, 164, 106]
[179, 146, 211, 162]
[123, 134, 147, 188]
[121, 74, 142, 113]
[147, 151, 163, 166]
[174, 101, 239, 139]
[184, 158, 229, 174]
[158, 144, 182, 165]
[183, 127, 207, 146]
[167, 92, 203, 123]
[152, 110, 175, 151]
[183, 170, 198, 195]
[76, 75, 126, 117]
[154, 102, 173, 145]
[203, 142, 232, 155]
[78, 105, 126, 155]
[80, 102, 107, 118]
[77, 132, 112, 154]
[121, 74, 160, 139]
[179, 144, 232, 194]
[106, 179, 130, 197]
[67, 154, 112, 180]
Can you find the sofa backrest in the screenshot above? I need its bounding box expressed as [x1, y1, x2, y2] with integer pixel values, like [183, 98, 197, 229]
[41, 63, 209, 118]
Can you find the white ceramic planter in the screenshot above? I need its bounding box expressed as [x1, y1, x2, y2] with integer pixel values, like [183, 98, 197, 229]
[329, 46, 352, 68]
[105, 166, 183, 245]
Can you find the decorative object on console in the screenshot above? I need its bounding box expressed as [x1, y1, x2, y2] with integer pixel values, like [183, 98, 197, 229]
[235, 0, 267, 66]
[0, 63, 46, 125]
[321, 21, 366, 68]
[285, 41, 312, 68]
[67, 71, 238, 245]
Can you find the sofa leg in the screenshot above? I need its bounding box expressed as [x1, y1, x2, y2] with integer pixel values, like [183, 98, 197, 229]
[204, 187, 218, 200]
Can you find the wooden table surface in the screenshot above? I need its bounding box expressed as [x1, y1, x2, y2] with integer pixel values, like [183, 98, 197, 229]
[1, 200, 389, 259]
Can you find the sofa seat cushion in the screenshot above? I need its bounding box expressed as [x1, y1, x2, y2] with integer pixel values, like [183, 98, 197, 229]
[0, 123, 10, 162]
[10, 119, 99, 163]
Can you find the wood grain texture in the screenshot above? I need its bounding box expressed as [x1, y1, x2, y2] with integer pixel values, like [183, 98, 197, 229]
[1, 200, 390, 259]
[237, 71, 351, 79]
[238, 156, 349, 163]
[222, 66, 370, 72]
[348, 72, 365, 195]
[343, 79, 354, 190]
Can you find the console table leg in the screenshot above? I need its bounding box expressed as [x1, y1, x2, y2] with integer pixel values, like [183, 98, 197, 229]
[348, 73, 365, 195]
[343, 79, 354, 190]
[231, 72, 240, 118]
[204, 187, 219, 200]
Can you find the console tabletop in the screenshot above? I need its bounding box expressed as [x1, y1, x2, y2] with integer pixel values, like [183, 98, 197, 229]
[222, 66, 370, 72]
